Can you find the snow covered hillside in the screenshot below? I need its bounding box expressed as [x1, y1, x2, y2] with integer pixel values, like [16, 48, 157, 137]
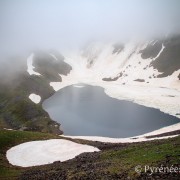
[26, 36, 180, 91]
[59, 36, 180, 90]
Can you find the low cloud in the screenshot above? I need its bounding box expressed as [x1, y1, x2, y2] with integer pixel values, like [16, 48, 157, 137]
[0, 0, 180, 57]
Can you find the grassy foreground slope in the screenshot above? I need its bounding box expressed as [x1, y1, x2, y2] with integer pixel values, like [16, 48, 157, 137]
[0, 75, 62, 134]
[0, 130, 179, 179]
[0, 51, 72, 134]
[0, 130, 61, 179]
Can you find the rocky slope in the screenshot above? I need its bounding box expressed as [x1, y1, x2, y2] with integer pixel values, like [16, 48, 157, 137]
[0, 51, 72, 134]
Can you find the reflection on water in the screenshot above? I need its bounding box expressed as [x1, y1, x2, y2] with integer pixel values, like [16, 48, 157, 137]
[43, 85, 179, 138]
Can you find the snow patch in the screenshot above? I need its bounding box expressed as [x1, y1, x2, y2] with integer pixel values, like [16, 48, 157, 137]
[29, 93, 41, 104]
[6, 139, 99, 167]
[49, 53, 58, 61]
[62, 134, 178, 143]
[73, 84, 85, 88]
[151, 40, 157, 46]
[27, 53, 41, 76]
[3, 128, 13, 131]
[153, 43, 165, 61]
[50, 82, 62, 91]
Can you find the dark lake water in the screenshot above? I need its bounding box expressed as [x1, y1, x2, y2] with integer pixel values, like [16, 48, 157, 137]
[43, 85, 179, 138]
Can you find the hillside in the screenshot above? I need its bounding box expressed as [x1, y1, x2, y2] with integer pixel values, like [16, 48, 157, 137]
[0, 51, 72, 134]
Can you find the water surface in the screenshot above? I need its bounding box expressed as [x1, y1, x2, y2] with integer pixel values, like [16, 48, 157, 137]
[43, 85, 179, 138]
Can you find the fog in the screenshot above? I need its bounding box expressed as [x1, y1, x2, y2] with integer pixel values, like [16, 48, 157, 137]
[0, 0, 180, 57]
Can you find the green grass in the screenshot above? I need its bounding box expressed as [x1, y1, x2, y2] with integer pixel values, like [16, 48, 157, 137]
[0, 91, 60, 134]
[0, 74, 58, 134]
[0, 129, 179, 179]
[0, 130, 61, 179]
[100, 136, 180, 177]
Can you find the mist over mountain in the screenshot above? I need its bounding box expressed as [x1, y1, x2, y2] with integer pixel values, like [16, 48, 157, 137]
[0, 0, 180, 57]
[0, 0, 180, 130]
